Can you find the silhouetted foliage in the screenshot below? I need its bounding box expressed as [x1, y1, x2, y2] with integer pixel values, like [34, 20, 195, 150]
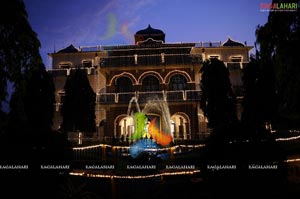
[0, 0, 71, 167]
[0, 0, 42, 112]
[255, 0, 300, 126]
[61, 69, 96, 135]
[200, 122, 287, 198]
[200, 58, 238, 129]
[241, 56, 277, 130]
[24, 64, 55, 132]
[0, 0, 47, 145]
[1, 0, 55, 137]
[5, 63, 68, 166]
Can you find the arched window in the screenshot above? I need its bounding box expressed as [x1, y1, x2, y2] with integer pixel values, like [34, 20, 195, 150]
[142, 76, 160, 91]
[169, 74, 187, 90]
[171, 114, 190, 140]
[115, 76, 134, 92]
[119, 116, 134, 138]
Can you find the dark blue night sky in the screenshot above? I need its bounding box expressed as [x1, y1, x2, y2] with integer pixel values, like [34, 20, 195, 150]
[23, 0, 271, 68]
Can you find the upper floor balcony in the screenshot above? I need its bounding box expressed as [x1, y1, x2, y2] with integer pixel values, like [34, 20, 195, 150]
[97, 90, 201, 104]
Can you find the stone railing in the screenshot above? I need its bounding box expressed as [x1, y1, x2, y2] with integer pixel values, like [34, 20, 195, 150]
[97, 90, 201, 104]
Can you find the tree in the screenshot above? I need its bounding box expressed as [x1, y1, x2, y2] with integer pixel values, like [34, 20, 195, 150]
[0, 0, 56, 134]
[61, 69, 96, 136]
[0, 0, 42, 112]
[241, 55, 277, 131]
[0, 0, 48, 142]
[201, 58, 286, 195]
[255, 0, 300, 126]
[24, 64, 55, 132]
[200, 58, 237, 129]
[0, 0, 69, 166]
[8, 64, 55, 134]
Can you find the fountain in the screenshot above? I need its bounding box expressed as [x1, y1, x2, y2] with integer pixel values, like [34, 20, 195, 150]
[127, 97, 173, 158]
[143, 98, 173, 140]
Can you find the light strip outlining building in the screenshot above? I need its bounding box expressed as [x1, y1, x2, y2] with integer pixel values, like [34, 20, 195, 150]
[48, 25, 253, 143]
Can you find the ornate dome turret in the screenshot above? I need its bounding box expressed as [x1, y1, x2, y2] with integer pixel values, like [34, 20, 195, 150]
[134, 24, 165, 44]
[222, 37, 245, 47]
[57, 44, 79, 53]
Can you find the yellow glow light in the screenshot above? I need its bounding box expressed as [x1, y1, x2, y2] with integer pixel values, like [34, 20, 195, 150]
[69, 170, 201, 180]
[275, 135, 300, 141]
[285, 158, 300, 163]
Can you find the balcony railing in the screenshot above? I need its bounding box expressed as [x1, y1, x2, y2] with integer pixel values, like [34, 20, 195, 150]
[137, 91, 164, 103]
[185, 90, 201, 101]
[117, 92, 136, 103]
[97, 93, 116, 103]
[97, 90, 201, 104]
[166, 91, 184, 101]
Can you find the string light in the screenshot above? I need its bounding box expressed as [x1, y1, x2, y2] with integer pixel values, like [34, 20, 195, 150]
[70, 140, 300, 180]
[69, 170, 201, 179]
[275, 135, 300, 141]
[289, 130, 300, 133]
[73, 144, 110, 150]
[72, 144, 205, 151]
[72, 136, 300, 166]
[72, 134, 299, 152]
[285, 158, 300, 163]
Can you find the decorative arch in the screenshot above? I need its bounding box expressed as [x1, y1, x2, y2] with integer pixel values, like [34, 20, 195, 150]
[164, 70, 193, 84]
[114, 114, 135, 142]
[108, 72, 137, 86]
[114, 114, 127, 138]
[138, 71, 164, 84]
[171, 112, 191, 126]
[170, 112, 191, 140]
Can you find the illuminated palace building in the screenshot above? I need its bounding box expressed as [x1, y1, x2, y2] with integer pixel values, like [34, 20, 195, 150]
[48, 25, 252, 142]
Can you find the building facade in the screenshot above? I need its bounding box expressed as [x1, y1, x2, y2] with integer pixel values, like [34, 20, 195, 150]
[48, 25, 252, 143]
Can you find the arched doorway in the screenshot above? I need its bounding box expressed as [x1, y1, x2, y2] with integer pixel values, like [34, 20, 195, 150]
[171, 113, 191, 140]
[114, 115, 134, 143]
[119, 116, 134, 137]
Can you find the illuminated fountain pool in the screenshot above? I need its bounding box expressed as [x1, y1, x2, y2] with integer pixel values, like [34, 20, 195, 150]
[126, 97, 173, 158]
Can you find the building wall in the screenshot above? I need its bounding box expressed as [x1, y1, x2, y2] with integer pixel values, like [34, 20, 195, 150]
[50, 51, 106, 69]
[202, 47, 250, 62]
[48, 41, 252, 142]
